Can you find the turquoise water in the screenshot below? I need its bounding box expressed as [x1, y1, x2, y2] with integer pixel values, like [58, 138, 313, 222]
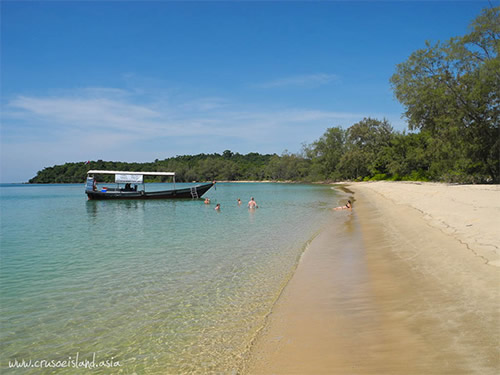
[1, 182, 341, 374]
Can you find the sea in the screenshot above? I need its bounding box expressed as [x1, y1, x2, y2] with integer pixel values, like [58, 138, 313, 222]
[0, 182, 346, 374]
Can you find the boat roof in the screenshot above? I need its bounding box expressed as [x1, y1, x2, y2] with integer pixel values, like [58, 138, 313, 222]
[87, 170, 175, 176]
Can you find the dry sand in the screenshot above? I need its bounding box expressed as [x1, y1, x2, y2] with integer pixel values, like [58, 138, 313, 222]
[245, 182, 499, 375]
[352, 182, 500, 267]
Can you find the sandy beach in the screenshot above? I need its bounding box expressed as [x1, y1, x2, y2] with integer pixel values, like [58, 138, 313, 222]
[246, 182, 499, 374]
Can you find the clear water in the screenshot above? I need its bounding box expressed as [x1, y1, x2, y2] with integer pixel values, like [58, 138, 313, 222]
[0, 182, 340, 374]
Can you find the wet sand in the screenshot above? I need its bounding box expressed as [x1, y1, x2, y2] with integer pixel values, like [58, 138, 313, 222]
[245, 182, 499, 374]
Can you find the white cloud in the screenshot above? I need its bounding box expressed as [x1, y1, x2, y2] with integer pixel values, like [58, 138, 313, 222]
[9, 96, 160, 132]
[1, 86, 401, 182]
[5, 89, 360, 143]
[254, 73, 338, 89]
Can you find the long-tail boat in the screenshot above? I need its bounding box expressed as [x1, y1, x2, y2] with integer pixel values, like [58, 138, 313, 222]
[85, 170, 214, 200]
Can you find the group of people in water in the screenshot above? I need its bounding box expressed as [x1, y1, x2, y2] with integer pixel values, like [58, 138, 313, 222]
[204, 197, 259, 211]
[203, 196, 351, 212]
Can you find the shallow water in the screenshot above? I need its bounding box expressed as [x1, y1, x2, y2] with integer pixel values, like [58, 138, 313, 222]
[0, 182, 341, 374]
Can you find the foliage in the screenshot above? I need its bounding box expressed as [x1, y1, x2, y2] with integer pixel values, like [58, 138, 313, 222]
[29, 153, 277, 184]
[303, 127, 346, 180]
[338, 118, 394, 179]
[390, 6, 499, 182]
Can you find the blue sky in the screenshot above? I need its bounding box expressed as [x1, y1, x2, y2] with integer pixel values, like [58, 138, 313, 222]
[0, 0, 494, 182]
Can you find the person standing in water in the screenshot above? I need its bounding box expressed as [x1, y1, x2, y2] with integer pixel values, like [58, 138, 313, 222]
[248, 197, 258, 209]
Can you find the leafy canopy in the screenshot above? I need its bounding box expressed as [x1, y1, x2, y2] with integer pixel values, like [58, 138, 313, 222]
[390, 6, 499, 182]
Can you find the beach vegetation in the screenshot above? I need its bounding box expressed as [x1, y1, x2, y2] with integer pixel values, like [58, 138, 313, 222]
[390, 6, 499, 183]
[366, 174, 388, 181]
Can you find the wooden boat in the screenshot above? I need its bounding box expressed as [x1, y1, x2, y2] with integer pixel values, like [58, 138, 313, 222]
[85, 170, 214, 200]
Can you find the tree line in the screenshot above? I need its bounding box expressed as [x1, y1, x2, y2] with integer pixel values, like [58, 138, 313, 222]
[29, 7, 499, 184]
[29, 152, 275, 183]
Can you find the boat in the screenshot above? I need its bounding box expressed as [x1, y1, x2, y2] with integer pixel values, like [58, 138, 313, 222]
[85, 170, 214, 200]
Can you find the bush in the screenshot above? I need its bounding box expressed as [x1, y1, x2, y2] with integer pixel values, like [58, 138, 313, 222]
[402, 170, 429, 182]
[388, 173, 402, 181]
[369, 173, 388, 181]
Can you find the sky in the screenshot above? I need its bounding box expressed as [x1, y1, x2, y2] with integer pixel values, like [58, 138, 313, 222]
[0, 0, 495, 182]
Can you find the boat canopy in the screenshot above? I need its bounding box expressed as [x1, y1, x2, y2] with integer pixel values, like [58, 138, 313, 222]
[87, 170, 175, 176]
[87, 170, 175, 184]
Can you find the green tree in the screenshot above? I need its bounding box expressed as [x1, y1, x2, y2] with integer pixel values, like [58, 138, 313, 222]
[390, 6, 499, 182]
[304, 126, 346, 180]
[338, 118, 394, 179]
[264, 151, 310, 181]
[379, 131, 432, 180]
[222, 150, 234, 159]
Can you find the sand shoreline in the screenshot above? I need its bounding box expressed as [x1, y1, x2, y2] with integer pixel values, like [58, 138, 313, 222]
[350, 181, 500, 267]
[245, 182, 499, 374]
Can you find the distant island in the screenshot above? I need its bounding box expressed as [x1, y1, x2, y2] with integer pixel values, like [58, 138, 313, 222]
[30, 8, 499, 185]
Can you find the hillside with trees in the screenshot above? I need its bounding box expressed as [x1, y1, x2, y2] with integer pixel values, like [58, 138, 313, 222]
[28, 152, 276, 183]
[29, 7, 499, 184]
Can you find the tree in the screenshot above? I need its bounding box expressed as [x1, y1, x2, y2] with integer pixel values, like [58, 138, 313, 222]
[380, 131, 432, 180]
[304, 126, 346, 180]
[338, 118, 394, 179]
[390, 6, 499, 182]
